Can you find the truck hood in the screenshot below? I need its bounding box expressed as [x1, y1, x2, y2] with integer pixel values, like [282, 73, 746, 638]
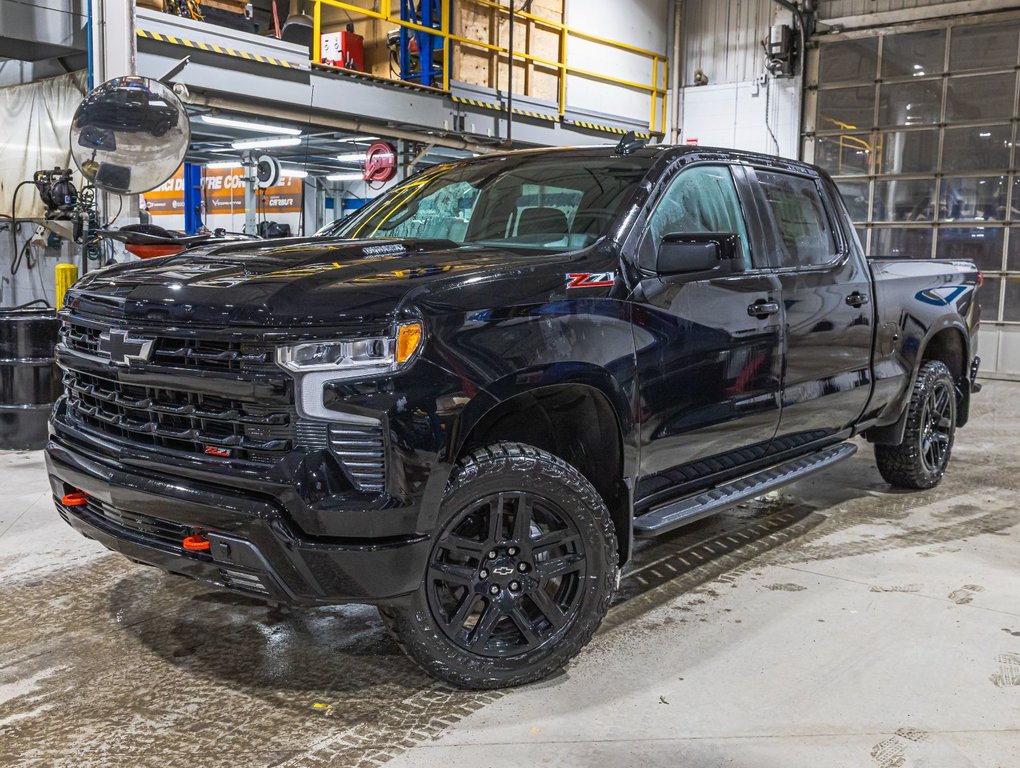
[69, 238, 553, 328]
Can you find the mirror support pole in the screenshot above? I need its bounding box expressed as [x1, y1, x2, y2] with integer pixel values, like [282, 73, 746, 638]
[242, 154, 258, 236]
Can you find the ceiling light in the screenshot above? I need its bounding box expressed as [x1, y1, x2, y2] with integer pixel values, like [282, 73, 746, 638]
[336, 152, 368, 162]
[232, 136, 302, 150]
[201, 115, 301, 135]
[280, 168, 308, 178]
[979, 131, 992, 138]
[326, 173, 364, 182]
[206, 160, 242, 169]
[337, 136, 380, 144]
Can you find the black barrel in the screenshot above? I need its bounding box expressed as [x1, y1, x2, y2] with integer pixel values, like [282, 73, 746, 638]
[0, 307, 61, 450]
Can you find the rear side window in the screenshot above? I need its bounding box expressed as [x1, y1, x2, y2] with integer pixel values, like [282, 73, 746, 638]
[756, 170, 839, 268]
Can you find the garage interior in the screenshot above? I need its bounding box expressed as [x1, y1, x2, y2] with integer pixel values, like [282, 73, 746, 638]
[2, 0, 1019, 766]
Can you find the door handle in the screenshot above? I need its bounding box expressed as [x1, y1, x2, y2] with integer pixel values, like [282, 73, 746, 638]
[846, 291, 870, 307]
[747, 299, 780, 319]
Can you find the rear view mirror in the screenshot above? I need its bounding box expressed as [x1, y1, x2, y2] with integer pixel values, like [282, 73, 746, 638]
[656, 232, 744, 277]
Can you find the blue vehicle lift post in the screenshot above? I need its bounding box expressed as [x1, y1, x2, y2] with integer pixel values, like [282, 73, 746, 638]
[183, 162, 203, 234]
[399, 0, 451, 88]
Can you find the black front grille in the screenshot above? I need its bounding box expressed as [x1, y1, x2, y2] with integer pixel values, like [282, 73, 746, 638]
[60, 320, 275, 373]
[84, 497, 191, 551]
[328, 423, 386, 492]
[64, 369, 295, 464]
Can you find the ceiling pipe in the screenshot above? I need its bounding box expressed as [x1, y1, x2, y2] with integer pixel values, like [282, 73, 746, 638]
[185, 93, 497, 155]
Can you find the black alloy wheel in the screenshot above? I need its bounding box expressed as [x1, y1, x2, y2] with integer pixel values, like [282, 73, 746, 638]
[427, 490, 587, 658]
[919, 376, 954, 475]
[875, 360, 957, 489]
[380, 442, 617, 689]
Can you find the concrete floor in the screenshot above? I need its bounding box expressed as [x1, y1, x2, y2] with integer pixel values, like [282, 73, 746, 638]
[2, 381, 1019, 768]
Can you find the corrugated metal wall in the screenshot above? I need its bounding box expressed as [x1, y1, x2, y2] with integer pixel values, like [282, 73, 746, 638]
[681, 0, 777, 85]
[819, 0, 965, 20]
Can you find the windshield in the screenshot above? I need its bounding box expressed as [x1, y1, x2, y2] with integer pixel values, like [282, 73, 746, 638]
[322, 154, 653, 252]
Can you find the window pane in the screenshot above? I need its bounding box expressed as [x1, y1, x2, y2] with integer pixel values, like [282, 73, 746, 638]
[836, 179, 870, 222]
[819, 38, 879, 84]
[873, 179, 936, 222]
[945, 73, 1016, 123]
[814, 134, 873, 176]
[941, 176, 1008, 221]
[1003, 278, 1020, 322]
[877, 129, 939, 174]
[756, 171, 838, 267]
[855, 226, 869, 251]
[882, 29, 946, 79]
[949, 23, 1019, 74]
[981, 276, 1001, 323]
[644, 165, 751, 269]
[1006, 228, 1020, 270]
[942, 125, 1013, 173]
[936, 226, 1004, 271]
[818, 86, 874, 132]
[871, 227, 932, 258]
[878, 81, 942, 127]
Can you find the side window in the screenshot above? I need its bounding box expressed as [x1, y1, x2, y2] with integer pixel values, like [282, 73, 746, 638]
[641, 165, 751, 270]
[755, 170, 839, 268]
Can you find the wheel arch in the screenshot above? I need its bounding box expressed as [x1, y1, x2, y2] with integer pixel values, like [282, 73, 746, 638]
[422, 366, 636, 564]
[866, 319, 972, 445]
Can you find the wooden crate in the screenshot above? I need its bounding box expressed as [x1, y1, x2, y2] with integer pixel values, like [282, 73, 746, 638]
[454, 0, 563, 103]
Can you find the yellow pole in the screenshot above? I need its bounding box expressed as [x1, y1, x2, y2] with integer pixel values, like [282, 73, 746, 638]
[55, 263, 78, 310]
[558, 26, 567, 116]
[441, 0, 451, 92]
[649, 57, 658, 134]
[313, 0, 322, 64]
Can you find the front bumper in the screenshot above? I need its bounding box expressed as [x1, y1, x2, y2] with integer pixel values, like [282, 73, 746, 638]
[46, 438, 431, 605]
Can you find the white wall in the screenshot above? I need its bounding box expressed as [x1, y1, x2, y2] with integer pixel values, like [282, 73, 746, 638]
[564, 0, 671, 126]
[676, 0, 801, 158]
[681, 77, 800, 157]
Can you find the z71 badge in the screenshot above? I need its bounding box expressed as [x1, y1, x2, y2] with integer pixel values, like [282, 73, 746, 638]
[565, 271, 616, 289]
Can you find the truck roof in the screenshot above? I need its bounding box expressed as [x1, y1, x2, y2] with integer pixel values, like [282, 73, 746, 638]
[461, 143, 823, 178]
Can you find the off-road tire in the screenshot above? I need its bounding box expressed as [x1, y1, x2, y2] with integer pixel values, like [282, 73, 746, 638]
[875, 360, 957, 490]
[380, 442, 618, 689]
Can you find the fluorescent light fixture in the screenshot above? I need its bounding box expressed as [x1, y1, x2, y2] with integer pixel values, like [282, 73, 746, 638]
[201, 115, 301, 135]
[326, 173, 364, 182]
[336, 152, 368, 162]
[232, 136, 302, 150]
[979, 131, 992, 138]
[337, 136, 380, 144]
[280, 168, 308, 178]
[206, 160, 242, 169]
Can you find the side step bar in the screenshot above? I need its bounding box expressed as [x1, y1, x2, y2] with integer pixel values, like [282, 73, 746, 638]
[633, 442, 858, 537]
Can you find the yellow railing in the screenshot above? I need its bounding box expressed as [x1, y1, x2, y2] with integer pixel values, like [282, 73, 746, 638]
[311, 0, 668, 135]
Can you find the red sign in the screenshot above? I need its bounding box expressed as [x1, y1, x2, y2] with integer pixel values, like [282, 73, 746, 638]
[364, 141, 398, 183]
[685, 137, 699, 146]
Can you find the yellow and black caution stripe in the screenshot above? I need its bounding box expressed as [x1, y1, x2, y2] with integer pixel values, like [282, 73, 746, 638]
[565, 119, 652, 139]
[136, 28, 303, 69]
[452, 95, 558, 123]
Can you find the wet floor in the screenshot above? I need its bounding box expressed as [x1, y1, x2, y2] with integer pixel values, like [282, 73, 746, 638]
[2, 381, 1019, 767]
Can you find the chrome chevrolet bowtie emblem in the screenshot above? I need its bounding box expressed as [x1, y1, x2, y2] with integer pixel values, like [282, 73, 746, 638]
[97, 329, 153, 366]
[491, 566, 514, 577]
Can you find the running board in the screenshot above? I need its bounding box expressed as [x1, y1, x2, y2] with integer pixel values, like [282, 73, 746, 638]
[633, 443, 858, 537]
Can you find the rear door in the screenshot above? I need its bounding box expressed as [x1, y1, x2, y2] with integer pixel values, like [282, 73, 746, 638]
[749, 167, 874, 454]
[627, 161, 784, 504]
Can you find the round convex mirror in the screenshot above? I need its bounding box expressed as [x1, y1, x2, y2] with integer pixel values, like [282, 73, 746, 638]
[70, 76, 190, 195]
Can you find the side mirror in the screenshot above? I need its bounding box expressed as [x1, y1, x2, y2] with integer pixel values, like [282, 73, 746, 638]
[656, 232, 744, 277]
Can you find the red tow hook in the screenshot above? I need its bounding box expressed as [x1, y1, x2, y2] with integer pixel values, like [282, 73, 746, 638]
[182, 534, 211, 552]
[61, 491, 88, 507]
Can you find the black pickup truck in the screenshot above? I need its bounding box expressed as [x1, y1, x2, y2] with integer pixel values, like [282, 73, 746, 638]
[48, 145, 981, 688]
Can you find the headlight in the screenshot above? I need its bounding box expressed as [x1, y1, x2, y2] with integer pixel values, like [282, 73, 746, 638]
[277, 321, 424, 376]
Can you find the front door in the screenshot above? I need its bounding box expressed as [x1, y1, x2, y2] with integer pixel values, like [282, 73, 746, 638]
[628, 162, 784, 507]
[749, 167, 874, 455]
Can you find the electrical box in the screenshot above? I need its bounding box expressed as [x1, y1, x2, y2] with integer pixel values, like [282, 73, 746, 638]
[764, 24, 795, 78]
[321, 29, 365, 71]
